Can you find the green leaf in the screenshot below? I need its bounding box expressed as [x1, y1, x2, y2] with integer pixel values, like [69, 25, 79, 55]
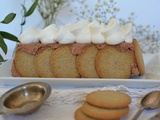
[21, 4, 27, 25]
[0, 54, 6, 63]
[21, 19, 26, 25]
[21, 4, 27, 15]
[0, 13, 16, 24]
[24, 0, 38, 17]
[0, 31, 19, 42]
[0, 34, 7, 54]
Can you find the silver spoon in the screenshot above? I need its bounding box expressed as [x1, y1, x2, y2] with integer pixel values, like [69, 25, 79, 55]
[0, 82, 51, 115]
[149, 111, 160, 120]
[132, 91, 160, 120]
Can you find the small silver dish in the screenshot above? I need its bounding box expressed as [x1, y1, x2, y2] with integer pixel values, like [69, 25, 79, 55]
[0, 82, 51, 115]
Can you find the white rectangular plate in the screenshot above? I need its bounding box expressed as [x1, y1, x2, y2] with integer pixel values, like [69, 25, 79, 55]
[0, 54, 160, 88]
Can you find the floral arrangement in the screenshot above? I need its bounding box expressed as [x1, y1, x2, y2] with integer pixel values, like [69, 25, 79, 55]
[36, 0, 69, 27]
[70, 0, 119, 24]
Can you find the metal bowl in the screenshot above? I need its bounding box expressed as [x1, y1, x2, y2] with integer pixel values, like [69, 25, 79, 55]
[0, 82, 51, 114]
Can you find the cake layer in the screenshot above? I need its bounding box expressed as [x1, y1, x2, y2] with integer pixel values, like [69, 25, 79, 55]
[11, 39, 145, 78]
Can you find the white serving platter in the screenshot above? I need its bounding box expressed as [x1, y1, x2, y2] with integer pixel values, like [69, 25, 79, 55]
[0, 54, 160, 88]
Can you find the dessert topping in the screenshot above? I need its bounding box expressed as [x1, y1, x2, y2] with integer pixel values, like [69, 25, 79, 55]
[18, 18, 133, 45]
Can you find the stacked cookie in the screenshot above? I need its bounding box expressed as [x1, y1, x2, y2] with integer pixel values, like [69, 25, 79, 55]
[12, 39, 145, 78]
[75, 90, 131, 120]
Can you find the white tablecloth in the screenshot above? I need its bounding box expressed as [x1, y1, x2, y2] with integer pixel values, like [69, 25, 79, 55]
[0, 85, 160, 120]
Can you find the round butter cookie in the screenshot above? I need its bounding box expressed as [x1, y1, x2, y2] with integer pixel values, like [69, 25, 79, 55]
[50, 45, 80, 78]
[34, 47, 54, 77]
[76, 44, 99, 78]
[75, 108, 97, 120]
[82, 102, 128, 120]
[133, 38, 145, 75]
[96, 45, 135, 78]
[86, 90, 131, 109]
[75, 107, 118, 120]
[14, 50, 38, 77]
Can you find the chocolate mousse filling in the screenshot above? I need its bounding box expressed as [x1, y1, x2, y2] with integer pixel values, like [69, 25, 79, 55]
[12, 42, 140, 77]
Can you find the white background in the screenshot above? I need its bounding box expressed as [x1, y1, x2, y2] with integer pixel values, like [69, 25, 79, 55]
[0, 0, 160, 59]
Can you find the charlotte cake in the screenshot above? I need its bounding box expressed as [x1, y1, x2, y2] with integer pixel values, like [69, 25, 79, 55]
[11, 18, 145, 78]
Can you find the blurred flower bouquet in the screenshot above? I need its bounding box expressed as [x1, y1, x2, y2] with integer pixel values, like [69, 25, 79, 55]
[37, 0, 69, 27]
[70, 0, 119, 24]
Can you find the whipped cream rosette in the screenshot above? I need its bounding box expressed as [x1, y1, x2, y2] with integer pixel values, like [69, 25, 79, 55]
[18, 27, 42, 44]
[69, 20, 91, 43]
[123, 23, 133, 43]
[38, 24, 58, 44]
[56, 26, 75, 44]
[102, 18, 133, 45]
[89, 21, 105, 43]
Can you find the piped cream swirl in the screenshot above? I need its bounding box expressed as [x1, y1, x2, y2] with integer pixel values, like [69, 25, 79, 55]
[102, 18, 133, 45]
[89, 21, 105, 43]
[18, 18, 133, 45]
[38, 24, 58, 44]
[69, 20, 91, 43]
[18, 27, 41, 44]
[56, 26, 75, 44]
